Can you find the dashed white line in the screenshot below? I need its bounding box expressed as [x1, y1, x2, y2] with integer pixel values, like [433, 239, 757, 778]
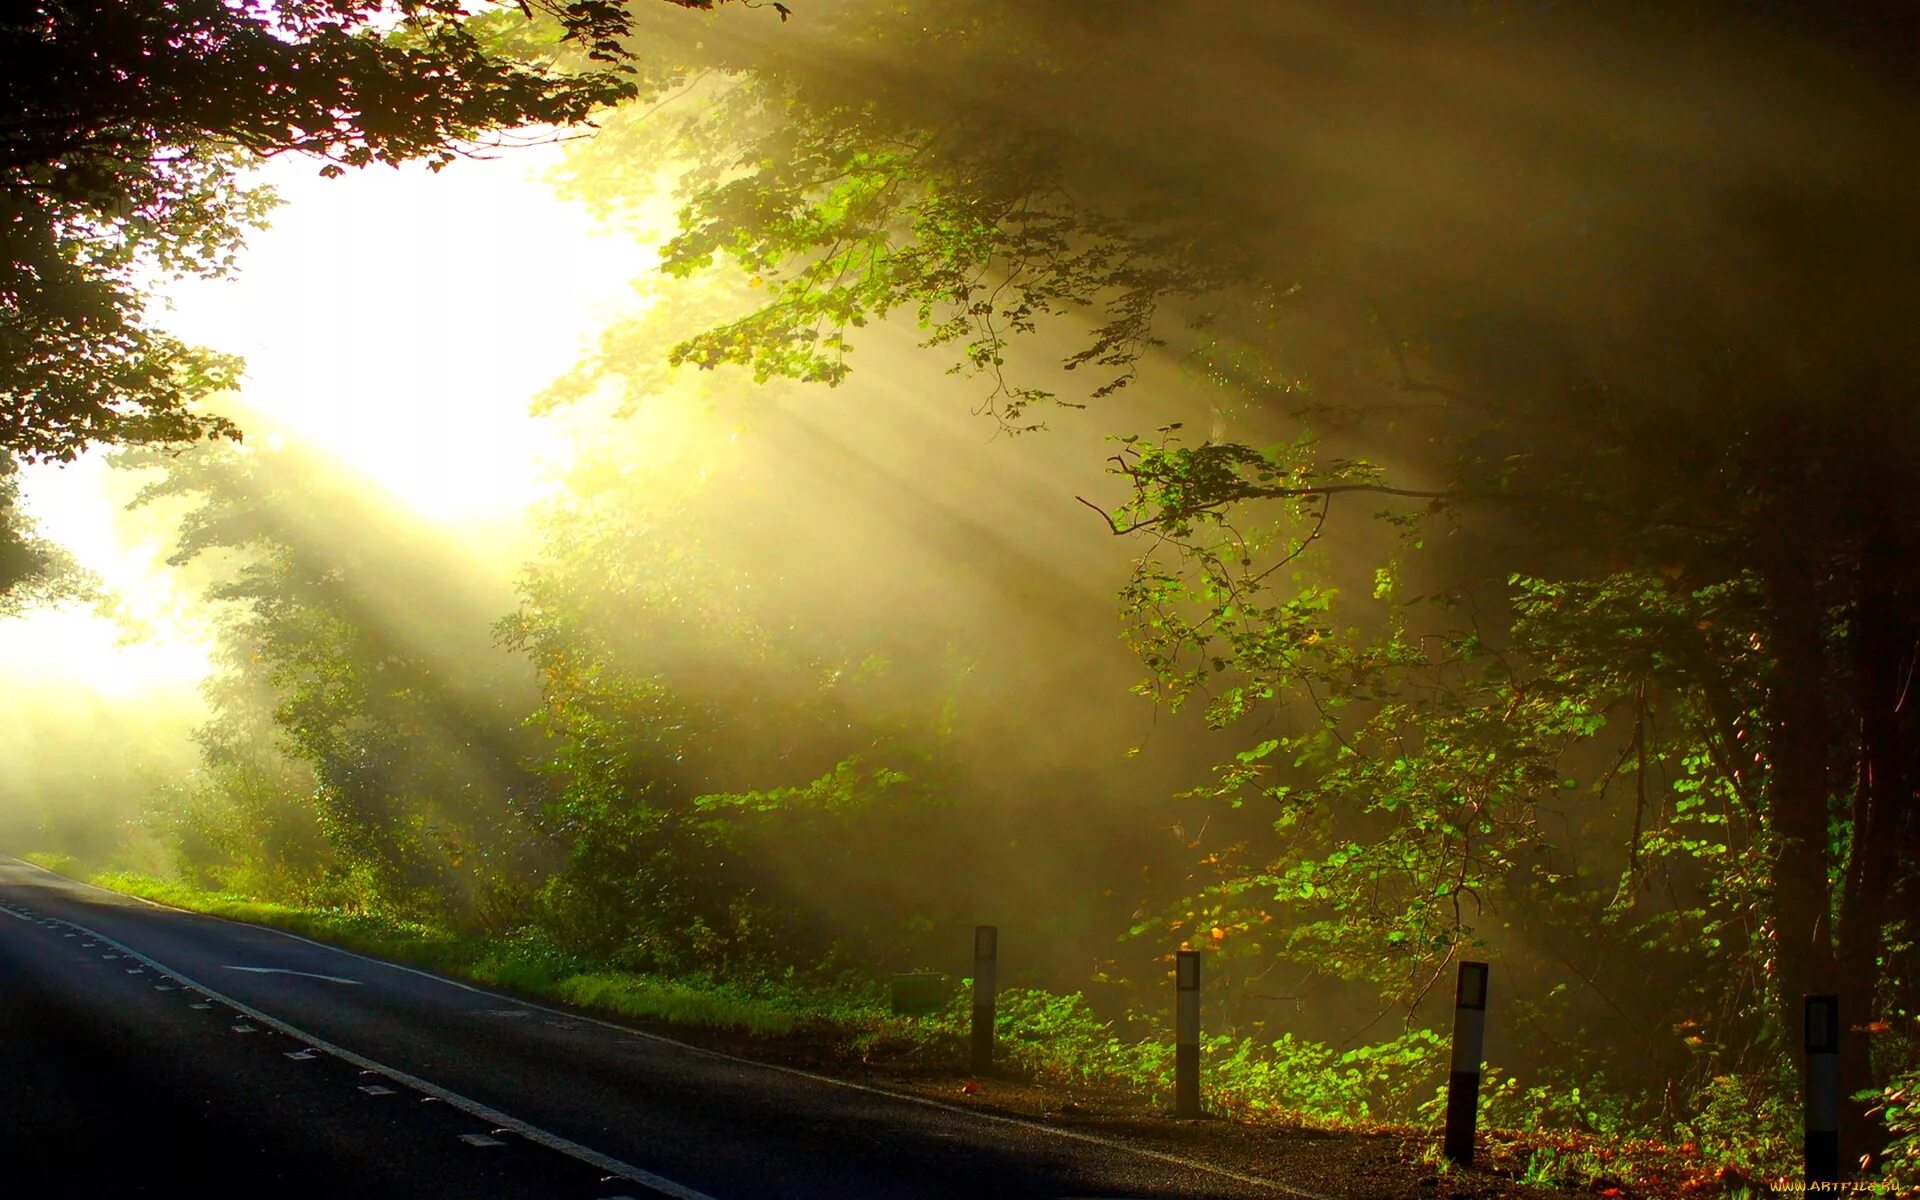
[223, 965, 362, 985]
[8, 861, 1323, 1200]
[7, 905, 719, 1200]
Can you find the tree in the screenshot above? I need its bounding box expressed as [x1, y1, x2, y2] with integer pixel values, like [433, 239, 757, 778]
[0, 456, 88, 608]
[499, 303, 975, 970]
[122, 438, 550, 920]
[0, 0, 747, 470]
[563, 0, 1919, 1166]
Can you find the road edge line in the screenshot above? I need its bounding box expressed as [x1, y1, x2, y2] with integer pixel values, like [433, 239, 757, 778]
[5, 856, 1332, 1200]
[10, 898, 719, 1200]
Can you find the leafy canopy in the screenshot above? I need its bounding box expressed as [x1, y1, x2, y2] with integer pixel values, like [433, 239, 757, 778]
[0, 0, 732, 465]
[564, 0, 1920, 1157]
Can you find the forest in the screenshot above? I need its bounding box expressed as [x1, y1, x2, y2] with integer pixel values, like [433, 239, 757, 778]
[2, 1, 1916, 1194]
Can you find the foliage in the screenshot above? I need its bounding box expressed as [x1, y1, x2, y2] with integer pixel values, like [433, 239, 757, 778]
[1868, 1019, 1920, 1190]
[143, 758, 332, 899]
[118, 439, 547, 921]
[1200, 1027, 1447, 1121]
[38, 1, 1920, 1187]
[50, 856, 1831, 1192]
[499, 365, 974, 972]
[0, 0, 766, 613]
[548, 2, 1231, 431]
[554, 972, 808, 1037]
[0, 0, 720, 465]
[580, 0, 1920, 1173]
[0, 456, 94, 609]
[1668, 1073, 1801, 1186]
[62, 867, 476, 970]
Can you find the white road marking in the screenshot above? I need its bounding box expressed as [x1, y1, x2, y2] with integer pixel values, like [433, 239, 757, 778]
[285, 1049, 319, 1061]
[458, 1133, 506, 1147]
[231, 1024, 258, 1034]
[5, 859, 1315, 1200]
[189, 1003, 213, 1010]
[0, 909, 722, 1200]
[193, 942, 1329, 1200]
[222, 965, 362, 985]
[360, 1085, 397, 1096]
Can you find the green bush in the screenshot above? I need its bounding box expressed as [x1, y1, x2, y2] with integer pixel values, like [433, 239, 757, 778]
[1871, 1050, 1920, 1189]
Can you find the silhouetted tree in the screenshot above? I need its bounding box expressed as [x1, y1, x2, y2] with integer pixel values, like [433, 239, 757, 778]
[0, 0, 750, 599]
[564, 0, 1918, 1167]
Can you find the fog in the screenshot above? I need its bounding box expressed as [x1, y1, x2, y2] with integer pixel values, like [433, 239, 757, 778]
[4, 0, 1912, 1134]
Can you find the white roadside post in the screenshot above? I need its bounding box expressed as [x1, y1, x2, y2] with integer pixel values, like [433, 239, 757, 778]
[1804, 993, 1840, 1193]
[970, 925, 997, 1075]
[1175, 950, 1201, 1118]
[1443, 961, 1490, 1167]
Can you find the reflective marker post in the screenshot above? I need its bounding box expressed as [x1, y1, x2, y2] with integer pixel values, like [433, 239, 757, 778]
[1444, 961, 1490, 1167]
[1175, 950, 1202, 1118]
[1804, 994, 1840, 1190]
[970, 925, 997, 1075]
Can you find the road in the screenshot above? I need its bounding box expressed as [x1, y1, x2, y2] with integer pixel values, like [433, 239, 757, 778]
[0, 858, 1306, 1199]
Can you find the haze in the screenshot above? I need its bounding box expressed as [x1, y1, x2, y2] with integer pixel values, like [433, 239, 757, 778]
[5, 2, 1913, 1183]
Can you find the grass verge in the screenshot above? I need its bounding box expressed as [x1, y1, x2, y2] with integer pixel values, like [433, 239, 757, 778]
[20, 853, 1854, 1200]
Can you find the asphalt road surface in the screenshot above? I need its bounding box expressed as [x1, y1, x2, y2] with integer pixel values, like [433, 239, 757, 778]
[0, 857, 1308, 1199]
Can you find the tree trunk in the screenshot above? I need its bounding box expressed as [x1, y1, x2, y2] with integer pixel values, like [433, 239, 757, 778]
[1757, 524, 1836, 1061]
[1835, 538, 1912, 1169]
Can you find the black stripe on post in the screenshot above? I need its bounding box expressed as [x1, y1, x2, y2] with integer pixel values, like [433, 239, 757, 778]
[1175, 950, 1201, 1118]
[1443, 961, 1490, 1167]
[970, 925, 997, 1075]
[1804, 994, 1839, 1190]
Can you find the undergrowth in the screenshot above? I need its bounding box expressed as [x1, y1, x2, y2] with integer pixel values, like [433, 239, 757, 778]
[29, 854, 1900, 1198]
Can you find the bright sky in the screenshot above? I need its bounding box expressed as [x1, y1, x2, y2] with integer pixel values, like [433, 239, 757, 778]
[2, 141, 665, 699]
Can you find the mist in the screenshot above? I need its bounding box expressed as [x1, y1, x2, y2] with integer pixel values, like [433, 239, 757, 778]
[4, 1, 1914, 1175]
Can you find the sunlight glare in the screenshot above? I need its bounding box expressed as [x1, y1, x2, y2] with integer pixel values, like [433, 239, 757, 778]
[4, 139, 669, 699]
[159, 145, 666, 530]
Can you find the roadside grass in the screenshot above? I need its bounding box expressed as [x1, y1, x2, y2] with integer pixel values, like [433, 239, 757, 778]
[551, 973, 809, 1038]
[22, 853, 1838, 1199]
[20, 855, 962, 1057]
